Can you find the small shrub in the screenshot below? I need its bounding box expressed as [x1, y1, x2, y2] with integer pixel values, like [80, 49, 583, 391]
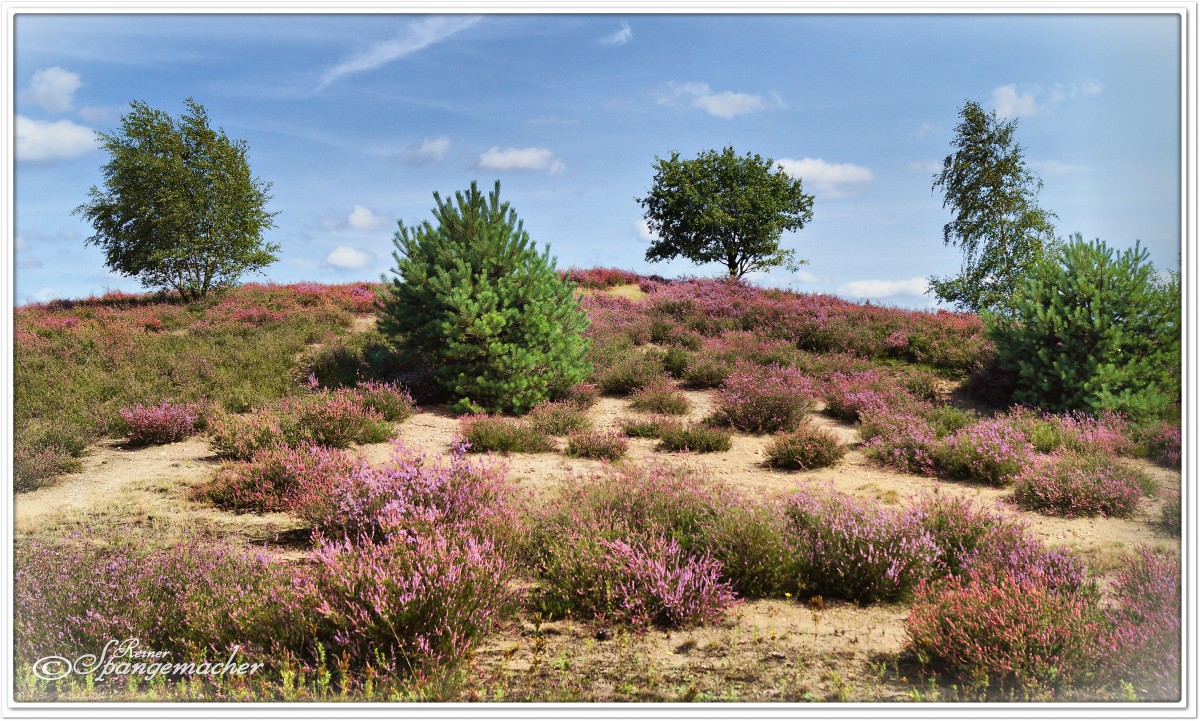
[597, 535, 736, 627]
[682, 357, 731, 389]
[193, 443, 357, 513]
[562, 382, 601, 409]
[660, 346, 692, 378]
[785, 488, 937, 603]
[920, 404, 979, 439]
[1104, 547, 1181, 699]
[1130, 419, 1182, 468]
[764, 423, 846, 470]
[712, 363, 816, 434]
[905, 574, 1110, 694]
[935, 418, 1033, 486]
[118, 401, 205, 446]
[527, 400, 592, 435]
[629, 379, 690, 415]
[458, 414, 555, 454]
[595, 351, 662, 395]
[565, 430, 628, 461]
[621, 415, 682, 439]
[1013, 451, 1155, 518]
[280, 390, 393, 448]
[822, 370, 914, 422]
[1160, 492, 1181, 535]
[859, 408, 939, 476]
[206, 408, 288, 460]
[353, 380, 415, 422]
[656, 424, 732, 453]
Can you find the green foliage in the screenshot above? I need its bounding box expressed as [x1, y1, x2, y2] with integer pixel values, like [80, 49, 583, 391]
[989, 235, 1181, 418]
[377, 181, 591, 414]
[74, 98, 279, 301]
[929, 100, 1057, 314]
[638, 146, 814, 278]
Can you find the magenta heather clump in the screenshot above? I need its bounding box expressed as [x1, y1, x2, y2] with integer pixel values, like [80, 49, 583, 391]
[195, 443, 358, 513]
[598, 535, 737, 627]
[822, 370, 915, 422]
[935, 417, 1033, 486]
[859, 406, 940, 476]
[712, 362, 816, 433]
[119, 401, 205, 446]
[1013, 451, 1153, 518]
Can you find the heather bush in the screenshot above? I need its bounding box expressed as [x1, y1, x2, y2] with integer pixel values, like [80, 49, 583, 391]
[194, 443, 357, 513]
[656, 424, 733, 453]
[562, 381, 601, 409]
[14, 536, 314, 680]
[562, 266, 642, 289]
[527, 400, 592, 435]
[377, 181, 591, 414]
[905, 573, 1111, 695]
[565, 430, 629, 461]
[118, 400, 206, 446]
[280, 390, 393, 448]
[660, 345, 692, 378]
[1160, 492, 1181, 535]
[934, 418, 1033, 486]
[764, 423, 846, 470]
[859, 407, 940, 476]
[1013, 452, 1155, 518]
[620, 414, 683, 439]
[682, 357, 731, 389]
[13, 435, 85, 492]
[206, 408, 288, 460]
[711, 363, 816, 433]
[352, 380, 415, 422]
[304, 528, 517, 678]
[594, 350, 663, 395]
[629, 379, 690, 415]
[1104, 547, 1181, 699]
[785, 488, 938, 603]
[822, 370, 915, 422]
[1129, 419, 1182, 468]
[457, 414, 555, 454]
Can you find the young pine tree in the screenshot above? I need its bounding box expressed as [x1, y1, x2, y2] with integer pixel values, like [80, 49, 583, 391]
[377, 181, 590, 415]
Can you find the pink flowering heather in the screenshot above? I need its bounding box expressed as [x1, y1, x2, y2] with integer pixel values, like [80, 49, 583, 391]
[457, 413, 555, 453]
[1131, 419, 1182, 468]
[194, 443, 358, 513]
[822, 369, 916, 422]
[279, 389, 393, 448]
[206, 408, 289, 460]
[119, 401, 205, 446]
[301, 527, 517, 680]
[859, 407, 940, 476]
[351, 380, 416, 422]
[1102, 547, 1181, 699]
[712, 362, 816, 434]
[599, 535, 737, 627]
[565, 430, 629, 460]
[935, 417, 1034, 487]
[561, 267, 643, 288]
[1013, 451, 1154, 518]
[785, 487, 938, 603]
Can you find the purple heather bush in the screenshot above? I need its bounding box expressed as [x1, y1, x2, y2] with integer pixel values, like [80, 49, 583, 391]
[785, 487, 939, 603]
[1013, 451, 1155, 518]
[1104, 547, 1182, 699]
[351, 380, 416, 422]
[196, 443, 358, 513]
[1130, 419, 1182, 468]
[712, 362, 816, 434]
[764, 422, 846, 470]
[859, 407, 940, 476]
[457, 413, 555, 454]
[565, 430, 629, 460]
[527, 399, 592, 435]
[119, 401, 206, 446]
[934, 418, 1033, 487]
[822, 370, 916, 422]
[628, 378, 691, 415]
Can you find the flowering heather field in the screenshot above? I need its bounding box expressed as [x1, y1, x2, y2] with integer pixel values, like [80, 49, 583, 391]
[12, 273, 1183, 704]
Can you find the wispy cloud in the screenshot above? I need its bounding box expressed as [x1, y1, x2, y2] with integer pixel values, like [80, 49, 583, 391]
[478, 146, 565, 175]
[837, 277, 929, 299]
[991, 78, 1103, 119]
[21, 67, 83, 114]
[658, 81, 780, 119]
[324, 245, 376, 270]
[777, 157, 873, 198]
[16, 116, 97, 162]
[323, 205, 392, 231]
[599, 21, 632, 46]
[317, 16, 480, 91]
[403, 135, 450, 166]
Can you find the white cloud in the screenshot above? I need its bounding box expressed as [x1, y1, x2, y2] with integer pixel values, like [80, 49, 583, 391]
[992, 78, 1104, 119]
[991, 84, 1039, 119]
[23, 67, 83, 114]
[30, 287, 59, 303]
[599, 21, 632, 46]
[635, 219, 658, 241]
[403, 135, 450, 165]
[792, 270, 828, 284]
[317, 16, 480, 90]
[324, 246, 375, 270]
[347, 205, 390, 231]
[837, 277, 929, 299]
[478, 146, 565, 175]
[658, 81, 776, 119]
[777, 157, 873, 198]
[16, 116, 97, 162]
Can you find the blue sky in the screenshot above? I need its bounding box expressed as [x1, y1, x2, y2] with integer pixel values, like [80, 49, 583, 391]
[10, 10, 1184, 308]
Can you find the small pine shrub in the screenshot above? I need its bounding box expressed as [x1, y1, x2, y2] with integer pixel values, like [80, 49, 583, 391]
[118, 401, 205, 446]
[629, 379, 690, 415]
[989, 236, 1181, 419]
[376, 181, 591, 414]
[656, 424, 733, 453]
[458, 414, 555, 454]
[711, 363, 816, 434]
[527, 400, 592, 436]
[1012, 451, 1155, 518]
[764, 423, 846, 470]
[565, 430, 628, 460]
